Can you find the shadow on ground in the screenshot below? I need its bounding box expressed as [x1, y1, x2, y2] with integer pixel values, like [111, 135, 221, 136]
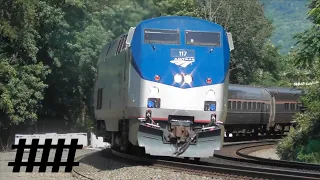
[78, 148, 144, 171]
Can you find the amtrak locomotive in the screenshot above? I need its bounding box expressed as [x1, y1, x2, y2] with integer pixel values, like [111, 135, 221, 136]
[93, 16, 234, 159]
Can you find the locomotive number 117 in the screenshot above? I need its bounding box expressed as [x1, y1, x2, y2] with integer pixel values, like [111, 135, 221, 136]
[179, 50, 187, 57]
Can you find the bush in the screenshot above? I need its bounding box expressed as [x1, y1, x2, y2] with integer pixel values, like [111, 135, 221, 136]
[296, 139, 320, 164]
[276, 84, 320, 164]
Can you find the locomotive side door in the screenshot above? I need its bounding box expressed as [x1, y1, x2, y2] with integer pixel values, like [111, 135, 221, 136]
[123, 49, 129, 109]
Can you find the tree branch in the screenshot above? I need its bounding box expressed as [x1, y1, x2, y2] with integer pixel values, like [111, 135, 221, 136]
[229, 64, 243, 72]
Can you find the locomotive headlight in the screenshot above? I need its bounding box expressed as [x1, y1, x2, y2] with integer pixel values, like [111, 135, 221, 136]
[150, 86, 159, 95]
[174, 74, 183, 83]
[184, 74, 193, 84]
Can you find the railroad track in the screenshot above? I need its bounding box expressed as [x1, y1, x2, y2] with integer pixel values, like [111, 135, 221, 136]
[223, 134, 285, 142]
[71, 142, 320, 180]
[215, 141, 320, 172]
[72, 151, 97, 180]
[112, 148, 320, 180]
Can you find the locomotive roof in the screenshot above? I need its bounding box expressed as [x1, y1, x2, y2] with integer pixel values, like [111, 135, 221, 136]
[98, 15, 228, 64]
[139, 15, 224, 28]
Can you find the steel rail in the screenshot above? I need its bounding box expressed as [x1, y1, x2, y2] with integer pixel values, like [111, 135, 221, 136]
[215, 141, 320, 173]
[235, 143, 320, 171]
[71, 151, 97, 180]
[222, 139, 278, 147]
[111, 148, 320, 180]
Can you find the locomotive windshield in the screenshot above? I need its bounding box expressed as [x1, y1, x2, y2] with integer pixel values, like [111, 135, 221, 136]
[186, 30, 220, 47]
[144, 29, 180, 44]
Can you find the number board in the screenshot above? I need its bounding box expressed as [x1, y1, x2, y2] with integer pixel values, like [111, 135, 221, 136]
[170, 49, 195, 58]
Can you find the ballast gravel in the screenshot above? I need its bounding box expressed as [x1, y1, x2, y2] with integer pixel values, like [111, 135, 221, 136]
[0, 149, 95, 180]
[248, 147, 280, 160]
[74, 155, 229, 180]
[1, 148, 234, 180]
[73, 150, 232, 180]
[1, 146, 282, 180]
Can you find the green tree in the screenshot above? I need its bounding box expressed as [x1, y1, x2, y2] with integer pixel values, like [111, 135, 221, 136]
[260, 0, 313, 54]
[36, 0, 114, 130]
[0, 0, 51, 145]
[1, 0, 301, 149]
[0, 0, 156, 141]
[250, 42, 286, 87]
[38, 0, 151, 131]
[276, 0, 320, 163]
[154, 0, 283, 85]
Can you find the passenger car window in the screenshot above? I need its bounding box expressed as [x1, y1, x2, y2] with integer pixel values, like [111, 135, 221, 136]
[253, 102, 257, 110]
[290, 103, 295, 111]
[144, 29, 180, 44]
[232, 101, 236, 109]
[257, 102, 261, 110]
[185, 30, 220, 46]
[284, 103, 289, 110]
[243, 102, 248, 109]
[237, 101, 241, 109]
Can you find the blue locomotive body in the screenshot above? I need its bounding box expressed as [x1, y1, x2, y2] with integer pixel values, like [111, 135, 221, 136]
[93, 16, 234, 158]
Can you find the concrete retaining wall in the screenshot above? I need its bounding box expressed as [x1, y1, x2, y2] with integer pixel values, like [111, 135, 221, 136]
[14, 133, 88, 147]
[14, 132, 110, 149]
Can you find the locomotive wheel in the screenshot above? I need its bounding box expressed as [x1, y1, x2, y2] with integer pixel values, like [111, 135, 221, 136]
[127, 142, 146, 157]
[225, 130, 230, 137]
[252, 129, 258, 137]
[266, 127, 275, 137]
[194, 157, 200, 162]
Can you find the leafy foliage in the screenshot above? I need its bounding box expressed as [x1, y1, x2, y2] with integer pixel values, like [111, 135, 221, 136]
[276, 0, 320, 164]
[261, 0, 313, 54]
[296, 139, 320, 164]
[0, 0, 316, 160]
[0, 0, 153, 141]
[153, 0, 283, 85]
[276, 85, 320, 163]
[0, 0, 51, 129]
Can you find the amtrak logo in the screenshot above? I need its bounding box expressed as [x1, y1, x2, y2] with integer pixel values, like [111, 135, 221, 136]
[170, 57, 195, 68]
